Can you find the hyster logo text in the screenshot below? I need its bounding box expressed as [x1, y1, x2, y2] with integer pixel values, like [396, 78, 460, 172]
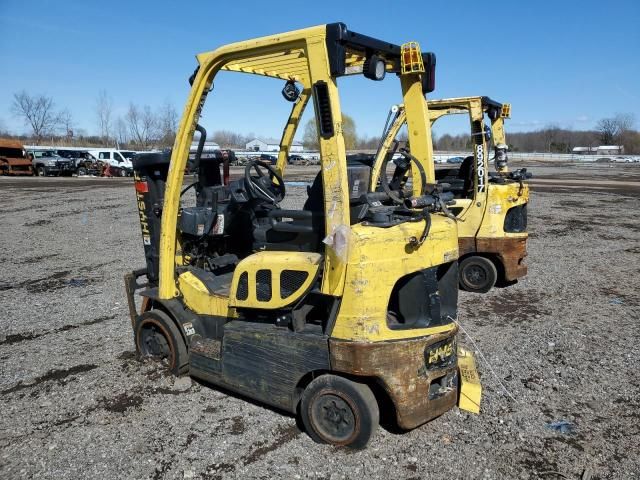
[476, 144, 485, 193]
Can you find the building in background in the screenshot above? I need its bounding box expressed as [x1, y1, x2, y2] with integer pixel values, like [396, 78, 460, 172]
[596, 145, 623, 155]
[572, 145, 623, 155]
[245, 138, 303, 152]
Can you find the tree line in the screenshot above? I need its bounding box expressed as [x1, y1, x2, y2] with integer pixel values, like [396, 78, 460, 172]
[435, 113, 639, 154]
[7, 90, 179, 149]
[6, 90, 639, 154]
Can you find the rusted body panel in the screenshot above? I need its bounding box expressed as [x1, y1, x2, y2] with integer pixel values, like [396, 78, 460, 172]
[329, 327, 458, 430]
[476, 236, 528, 281]
[0, 138, 33, 176]
[458, 237, 476, 256]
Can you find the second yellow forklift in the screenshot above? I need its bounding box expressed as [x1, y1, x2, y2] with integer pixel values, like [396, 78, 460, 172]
[370, 96, 531, 292]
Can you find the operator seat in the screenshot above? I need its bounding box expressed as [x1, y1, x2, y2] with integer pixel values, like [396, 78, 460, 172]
[458, 155, 475, 198]
[252, 171, 325, 252]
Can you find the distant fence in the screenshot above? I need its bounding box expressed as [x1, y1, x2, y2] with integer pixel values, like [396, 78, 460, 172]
[21, 145, 640, 164]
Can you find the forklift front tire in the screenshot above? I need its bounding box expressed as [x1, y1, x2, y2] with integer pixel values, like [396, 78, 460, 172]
[135, 310, 188, 376]
[459, 256, 498, 293]
[300, 374, 379, 449]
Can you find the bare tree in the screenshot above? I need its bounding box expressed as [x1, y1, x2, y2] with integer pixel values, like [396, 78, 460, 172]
[11, 91, 60, 139]
[302, 118, 319, 150]
[596, 118, 618, 145]
[58, 108, 74, 138]
[96, 90, 113, 145]
[116, 117, 128, 146]
[212, 130, 248, 148]
[342, 113, 357, 150]
[0, 118, 9, 136]
[597, 113, 636, 147]
[126, 103, 157, 149]
[157, 101, 178, 147]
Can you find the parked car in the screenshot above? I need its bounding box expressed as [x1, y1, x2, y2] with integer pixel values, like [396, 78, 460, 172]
[447, 156, 465, 164]
[595, 157, 613, 163]
[28, 149, 74, 176]
[615, 156, 633, 163]
[288, 154, 306, 165]
[259, 153, 277, 164]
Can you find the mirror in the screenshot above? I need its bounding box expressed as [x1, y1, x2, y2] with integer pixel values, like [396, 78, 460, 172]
[281, 80, 300, 102]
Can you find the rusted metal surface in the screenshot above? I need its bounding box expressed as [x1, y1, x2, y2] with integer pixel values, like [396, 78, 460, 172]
[476, 236, 528, 281]
[329, 328, 459, 430]
[0, 138, 33, 176]
[458, 237, 476, 256]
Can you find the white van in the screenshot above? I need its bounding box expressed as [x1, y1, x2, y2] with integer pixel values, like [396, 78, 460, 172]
[87, 148, 133, 175]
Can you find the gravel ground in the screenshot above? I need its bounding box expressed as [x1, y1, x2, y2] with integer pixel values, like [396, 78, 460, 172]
[1, 164, 639, 480]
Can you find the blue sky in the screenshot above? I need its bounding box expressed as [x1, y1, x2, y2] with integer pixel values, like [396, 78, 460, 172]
[1, 0, 639, 140]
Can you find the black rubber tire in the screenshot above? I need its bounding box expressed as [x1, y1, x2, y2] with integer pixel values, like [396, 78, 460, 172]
[459, 255, 498, 293]
[77, 167, 87, 176]
[36, 166, 46, 177]
[134, 310, 188, 376]
[300, 374, 379, 449]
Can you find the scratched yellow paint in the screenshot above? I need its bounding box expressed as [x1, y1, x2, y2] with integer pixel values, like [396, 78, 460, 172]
[331, 215, 459, 342]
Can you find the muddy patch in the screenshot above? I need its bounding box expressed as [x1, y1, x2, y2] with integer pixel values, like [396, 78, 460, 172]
[545, 217, 608, 236]
[99, 392, 144, 413]
[600, 287, 639, 307]
[50, 209, 83, 219]
[0, 314, 117, 346]
[0, 269, 103, 293]
[18, 253, 60, 264]
[24, 219, 53, 227]
[1, 364, 98, 395]
[203, 462, 235, 479]
[241, 424, 300, 466]
[468, 290, 550, 326]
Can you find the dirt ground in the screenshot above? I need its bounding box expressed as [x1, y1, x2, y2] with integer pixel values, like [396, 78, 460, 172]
[1, 162, 639, 480]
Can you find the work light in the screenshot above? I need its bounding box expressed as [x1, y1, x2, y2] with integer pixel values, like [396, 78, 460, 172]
[363, 55, 386, 81]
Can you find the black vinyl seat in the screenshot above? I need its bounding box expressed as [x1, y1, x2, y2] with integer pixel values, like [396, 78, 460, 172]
[253, 171, 325, 252]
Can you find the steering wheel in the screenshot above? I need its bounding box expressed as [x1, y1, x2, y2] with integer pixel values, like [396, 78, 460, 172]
[244, 160, 286, 203]
[379, 149, 428, 204]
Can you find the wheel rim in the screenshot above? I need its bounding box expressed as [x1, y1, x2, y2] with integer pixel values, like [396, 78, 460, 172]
[310, 392, 357, 444]
[463, 264, 487, 289]
[139, 324, 171, 359]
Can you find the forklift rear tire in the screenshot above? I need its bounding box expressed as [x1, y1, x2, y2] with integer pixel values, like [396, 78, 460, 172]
[459, 256, 498, 293]
[300, 374, 379, 449]
[135, 310, 188, 376]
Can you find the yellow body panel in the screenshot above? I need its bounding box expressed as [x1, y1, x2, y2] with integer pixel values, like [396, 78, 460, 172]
[178, 271, 236, 317]
[229, 251, 322, 309]
[331, 215, 458, 342]
[477, 182, 529, 238]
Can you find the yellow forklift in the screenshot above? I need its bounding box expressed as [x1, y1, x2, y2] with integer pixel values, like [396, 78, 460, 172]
[369, 96, 531, 293]
[125, 23, 481, 448]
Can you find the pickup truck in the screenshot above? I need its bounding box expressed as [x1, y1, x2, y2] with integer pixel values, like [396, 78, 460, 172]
[28, 149, 74, 176]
